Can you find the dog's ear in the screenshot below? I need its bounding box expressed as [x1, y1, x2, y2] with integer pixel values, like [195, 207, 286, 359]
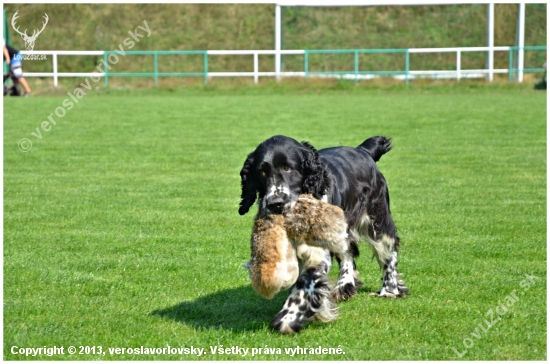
[239, 153, 258, 215]
[301, 141, 330, 199]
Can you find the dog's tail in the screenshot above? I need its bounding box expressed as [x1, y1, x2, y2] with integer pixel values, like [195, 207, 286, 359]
[357, 136, 392, 162]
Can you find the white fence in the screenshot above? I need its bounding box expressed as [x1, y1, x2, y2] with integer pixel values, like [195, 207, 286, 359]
[17, 46, 544, 87]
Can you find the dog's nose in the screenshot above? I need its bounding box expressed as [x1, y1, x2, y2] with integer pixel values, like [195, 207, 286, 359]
[266, 198, 286, 214]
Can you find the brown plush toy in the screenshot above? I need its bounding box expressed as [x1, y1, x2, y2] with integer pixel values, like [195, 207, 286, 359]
[244, 194, 349, 299]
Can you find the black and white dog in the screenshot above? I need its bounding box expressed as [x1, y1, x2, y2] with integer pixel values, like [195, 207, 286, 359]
[239, 135, 409, 333]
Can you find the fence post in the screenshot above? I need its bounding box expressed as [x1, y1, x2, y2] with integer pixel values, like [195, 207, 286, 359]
[254, 52, 259, 84]
[456, 50, 461, 81]
[304, 51, 308, 80]
[53, 53, 58, 87]
[275, 4, 281, 82]
[203, 52, 208, 84]
[354, 50, 359, 83]
[487, 3, 494, 81]
[405, 49, 410, 85]
[509, 47, 514, 81]
[103, 52, 109, 87]
[517, 3, 525, 82]
[154, 52, 158, 87]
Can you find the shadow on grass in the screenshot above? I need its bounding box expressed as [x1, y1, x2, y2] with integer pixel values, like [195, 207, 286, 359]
[151, 285, 288, 332]
[152, 282, 381, 333]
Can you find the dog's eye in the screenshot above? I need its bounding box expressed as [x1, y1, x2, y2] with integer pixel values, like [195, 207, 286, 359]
[282, 166, 291, 172]
[259, 171, 266, 178]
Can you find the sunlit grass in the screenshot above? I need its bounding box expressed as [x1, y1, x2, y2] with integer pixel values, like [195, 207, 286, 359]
[3, 86, 546, 360]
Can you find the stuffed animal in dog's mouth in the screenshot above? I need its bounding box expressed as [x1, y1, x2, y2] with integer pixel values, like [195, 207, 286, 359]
[244, 194, 349, 299]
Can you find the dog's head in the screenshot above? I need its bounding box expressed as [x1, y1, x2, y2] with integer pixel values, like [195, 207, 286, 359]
[238, 135, 330, 215]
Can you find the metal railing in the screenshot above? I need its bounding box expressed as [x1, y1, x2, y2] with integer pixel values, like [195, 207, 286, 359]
[19, 46, 546, 87]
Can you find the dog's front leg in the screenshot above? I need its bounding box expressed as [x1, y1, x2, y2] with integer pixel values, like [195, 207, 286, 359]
[271, 246, 337, 334]
[333, 249, 363, 302]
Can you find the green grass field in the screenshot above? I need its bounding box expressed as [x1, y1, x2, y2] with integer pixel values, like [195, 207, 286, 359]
[3, 85, 546, 360]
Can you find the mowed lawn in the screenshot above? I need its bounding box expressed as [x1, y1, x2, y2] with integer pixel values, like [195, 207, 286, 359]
[3, 87, 546, 360]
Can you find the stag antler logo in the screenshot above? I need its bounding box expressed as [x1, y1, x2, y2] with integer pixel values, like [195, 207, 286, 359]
[11, 11, 49, 51]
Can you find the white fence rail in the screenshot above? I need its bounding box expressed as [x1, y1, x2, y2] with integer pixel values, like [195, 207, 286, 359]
[17, 46, 544, 87]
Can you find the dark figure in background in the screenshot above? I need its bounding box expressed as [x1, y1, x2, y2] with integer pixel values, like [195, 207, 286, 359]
[3, 41, 32, 97]
[534, 63, 546, 90]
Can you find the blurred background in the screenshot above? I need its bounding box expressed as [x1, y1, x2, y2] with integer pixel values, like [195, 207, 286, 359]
[2, 3, 547, 88]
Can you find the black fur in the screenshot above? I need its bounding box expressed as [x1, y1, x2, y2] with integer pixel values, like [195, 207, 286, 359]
[239, 135, 407, 332]
[357, 136, 392, 162]
[300, 141, 331, 198]
[238, 133, 398, 250]
[238, 135, 331, 216]
[238, 153, 258, 215]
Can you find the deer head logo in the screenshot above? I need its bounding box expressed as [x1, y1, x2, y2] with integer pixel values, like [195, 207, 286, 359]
[11, 11, 49, 51]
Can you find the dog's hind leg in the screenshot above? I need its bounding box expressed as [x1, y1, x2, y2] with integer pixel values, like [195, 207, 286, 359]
[369, 233, 409, 298]
[363, 189, 409, 298]
[271, 247, 337, 334]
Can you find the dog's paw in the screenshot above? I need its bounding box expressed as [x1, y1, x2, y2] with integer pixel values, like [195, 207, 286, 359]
[332, 282, 357, 302]
[369, 287, 409, 299]
[369, 291, 398, 298]
[271, 308, 311, 335]
[397, 280, 410, 296]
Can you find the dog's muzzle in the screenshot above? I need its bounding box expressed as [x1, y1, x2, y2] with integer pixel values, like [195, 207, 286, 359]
[265, 196, 287, 214]
[263, 183, 298, 214]
[263, 190, 296, 214]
